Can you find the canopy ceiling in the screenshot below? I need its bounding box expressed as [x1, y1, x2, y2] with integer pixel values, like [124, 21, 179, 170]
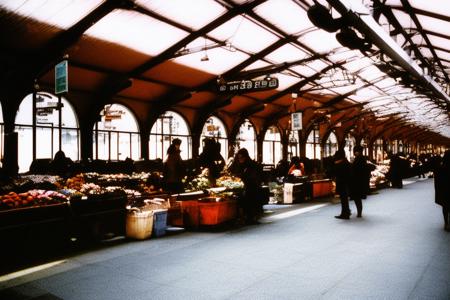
[0, 0, 449, 142]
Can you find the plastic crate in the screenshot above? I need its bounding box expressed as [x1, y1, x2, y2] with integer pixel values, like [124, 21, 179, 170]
[152, 209, 168, 237]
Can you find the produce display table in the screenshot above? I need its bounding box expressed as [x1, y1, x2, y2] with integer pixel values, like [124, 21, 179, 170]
[70, 193, 127, 240]
[169, 192, 238, 229]
[198, 198, 237, 226]
[0, 203, 72, 264]
[310, 179, 334, 198]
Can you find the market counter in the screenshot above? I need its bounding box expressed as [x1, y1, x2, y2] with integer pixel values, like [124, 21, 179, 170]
[168, 197, 237, 229]
[310, 179, 334, 198]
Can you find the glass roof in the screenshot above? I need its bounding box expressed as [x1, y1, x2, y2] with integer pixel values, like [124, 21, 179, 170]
[254, 0, 312, 35]
[0, 0, 448, 139]
[0, 0, 103, 29]
[137, 0, 226, 31]
[86, 9, 189, 56]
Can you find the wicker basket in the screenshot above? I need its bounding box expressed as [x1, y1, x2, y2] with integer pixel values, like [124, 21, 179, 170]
[126, 208, 154, 240]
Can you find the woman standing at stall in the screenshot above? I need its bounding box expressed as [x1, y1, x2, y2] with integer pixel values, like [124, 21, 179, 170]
[163, 138, 185, 193]
[233, 148, 263, 225]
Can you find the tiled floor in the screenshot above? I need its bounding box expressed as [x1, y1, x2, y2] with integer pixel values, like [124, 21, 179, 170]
[1, 178, 449, 299]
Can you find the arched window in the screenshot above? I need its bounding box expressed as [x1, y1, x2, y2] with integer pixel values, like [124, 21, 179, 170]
[323, 131, 338, 158]
[263, 126, 282, 165]
[288, 130, 300, 160]
[306, 126, 321, 159]
[14, 93, 80, 173]
[149, 111, 191, 160]
[93, 104, 140, 161]
[200, 116, 228, 159]
[236, 119, 256, 159]
[344, 134, 356, 160]
[0, 102, 3, 168]
[373, 138, 385, 163]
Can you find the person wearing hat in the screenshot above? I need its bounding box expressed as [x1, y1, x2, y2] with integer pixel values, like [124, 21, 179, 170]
[332, 149, 352, 219]
[349, 145, 370, 218]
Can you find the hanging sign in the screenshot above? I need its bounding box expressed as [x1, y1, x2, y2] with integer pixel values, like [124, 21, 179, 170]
[55, 60, 68, 94]
[217, 78, 279, 94]
[291, 112, 302, 130]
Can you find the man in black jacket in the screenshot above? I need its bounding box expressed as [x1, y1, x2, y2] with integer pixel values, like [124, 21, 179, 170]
[349, 145, 370, 218]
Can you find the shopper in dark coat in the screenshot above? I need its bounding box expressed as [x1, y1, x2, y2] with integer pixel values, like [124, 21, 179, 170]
[49, 150, 73, 177]
[234, 148, 263, 224]
[332, 149, 352, 219]
[163, 138, 185, 193]
[349, 145, 370, 218]
[434, 150, 450, 231]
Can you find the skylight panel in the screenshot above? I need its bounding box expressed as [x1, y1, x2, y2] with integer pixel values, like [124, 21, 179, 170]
[374, 77, 397, 89]
[409, 0, 450, 16]
[208, 16, 279, 53]
[299, 30, 340, 53]
[434, 49, 450, 62]
[428, 36, 450, 52]
[327, 83, 363, 95]
[291, 65, 320, 77]
[355, 87, 383, 100]
[417, 15, 450, 37]
[343, 56, 374, 73]
[86, 9, 188, 56]
[358, 65, 386, 81]
[264, 44, 308, 63]
[244, 60, 272, 71]
[137, 0, 226, 30]
[274, 73, 302, 90]
[391, 10, 412, 30]
[173, 41, 249, 75]
[0, 0, 104, 29]
[306, 60, 330, 72]
[254, 0, 312, 35]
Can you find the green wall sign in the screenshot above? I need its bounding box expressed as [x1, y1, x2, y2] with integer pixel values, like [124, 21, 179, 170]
[55, 60, 68, 94]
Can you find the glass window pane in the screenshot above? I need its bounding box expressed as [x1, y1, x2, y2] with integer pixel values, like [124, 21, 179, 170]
[94, 104, 140, 161]
[15, 93, 80, 172]
[236, 120, 256, 159]
[62, 129, 79, 161]
[15, 126, 32, 173]
[118, 132, 130, 160]
[200, 116, 228, 159]
[110, 132, 118, 160]
[149, 111, 192, 160]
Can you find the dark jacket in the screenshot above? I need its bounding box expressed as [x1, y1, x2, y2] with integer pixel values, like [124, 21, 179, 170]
[332, 158, 351, 198]
[349, 155, 370, 200]
[434, 163, 450, 208]
[163, 150, 185, 184]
